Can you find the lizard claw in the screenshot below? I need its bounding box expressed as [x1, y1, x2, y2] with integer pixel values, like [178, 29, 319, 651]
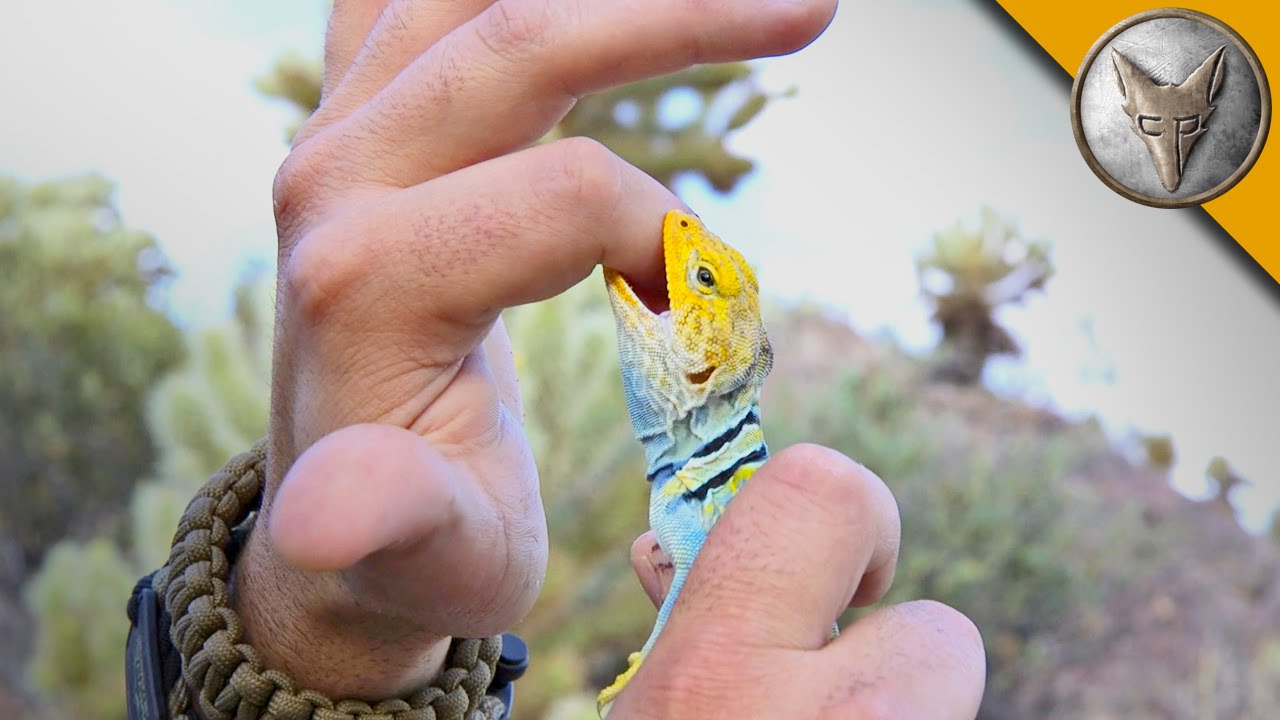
[596, 651, 644, 718]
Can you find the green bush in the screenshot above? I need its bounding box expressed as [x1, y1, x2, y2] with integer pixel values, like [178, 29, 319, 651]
[24, 275, 274, 720]
[764, 340, 1130, 716]
[25, 539, 134, 720]
[0, 175, 182, 563]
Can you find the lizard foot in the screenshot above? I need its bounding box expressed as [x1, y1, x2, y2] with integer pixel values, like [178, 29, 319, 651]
[596, 651, 644, 718]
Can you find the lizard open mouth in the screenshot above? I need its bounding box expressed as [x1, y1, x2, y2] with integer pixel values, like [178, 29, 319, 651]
[605, 268, 671, 318]
[686, 367, 715, 385]
[629, 275, 671, 316]
[604, 268, 718, 386]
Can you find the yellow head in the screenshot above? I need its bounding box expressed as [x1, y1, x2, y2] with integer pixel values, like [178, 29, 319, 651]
[605, 210, 772, 423]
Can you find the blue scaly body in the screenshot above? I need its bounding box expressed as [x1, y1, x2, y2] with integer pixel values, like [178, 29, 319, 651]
[597, 210, 775, 715]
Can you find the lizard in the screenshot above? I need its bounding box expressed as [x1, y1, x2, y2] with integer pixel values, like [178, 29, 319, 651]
[595, 209, 776, 716]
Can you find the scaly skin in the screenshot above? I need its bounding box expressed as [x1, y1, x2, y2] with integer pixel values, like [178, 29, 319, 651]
[597, 210, 774, 716]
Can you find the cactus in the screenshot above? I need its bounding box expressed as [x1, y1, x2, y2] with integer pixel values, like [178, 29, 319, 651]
[917, 207, 1053, 386]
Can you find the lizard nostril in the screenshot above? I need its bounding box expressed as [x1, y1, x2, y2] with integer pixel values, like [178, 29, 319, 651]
[686, 367, 715, 385]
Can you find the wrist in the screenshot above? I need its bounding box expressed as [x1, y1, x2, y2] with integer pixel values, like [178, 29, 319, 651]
[135, 440, 516, 720]
[232, 523, 452, 699]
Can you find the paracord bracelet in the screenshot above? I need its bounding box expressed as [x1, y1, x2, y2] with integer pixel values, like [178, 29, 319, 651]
[124, 440, 528, 720]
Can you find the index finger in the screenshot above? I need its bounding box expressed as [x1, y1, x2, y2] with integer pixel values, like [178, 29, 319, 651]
[288, 137, 673, 324]
[663, 443, 901, 650]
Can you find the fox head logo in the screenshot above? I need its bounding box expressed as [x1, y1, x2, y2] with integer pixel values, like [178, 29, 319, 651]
[1112, 46, 1227, 192]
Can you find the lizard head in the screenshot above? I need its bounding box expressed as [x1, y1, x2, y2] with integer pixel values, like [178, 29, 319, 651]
[604, 210, 772, 426]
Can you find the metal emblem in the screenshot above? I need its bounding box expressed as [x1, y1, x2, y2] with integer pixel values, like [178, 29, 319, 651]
[1071, 9, 1270, 208]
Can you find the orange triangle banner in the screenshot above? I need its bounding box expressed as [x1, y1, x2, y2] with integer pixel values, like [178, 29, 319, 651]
[996, 1, 1278, 284]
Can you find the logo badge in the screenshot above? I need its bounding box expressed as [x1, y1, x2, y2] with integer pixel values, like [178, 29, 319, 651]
[1071, 9, 1270, 208]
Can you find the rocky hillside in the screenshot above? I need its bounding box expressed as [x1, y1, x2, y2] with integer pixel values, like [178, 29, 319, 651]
[763, 305, 1280, 720]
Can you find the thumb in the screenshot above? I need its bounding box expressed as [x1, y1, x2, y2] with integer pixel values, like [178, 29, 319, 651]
[658, 444, 900, 651]
[267, 423, 472, 572]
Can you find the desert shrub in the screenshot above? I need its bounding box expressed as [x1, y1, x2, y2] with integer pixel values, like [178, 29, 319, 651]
[25, 276, 273, 719]
[25, 539, 134, 720]
[0, 175, 182, 565]
[767, 351, 1129, 716]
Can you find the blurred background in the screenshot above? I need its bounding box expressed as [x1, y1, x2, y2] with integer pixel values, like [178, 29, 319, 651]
[2, 0, 1279, 718]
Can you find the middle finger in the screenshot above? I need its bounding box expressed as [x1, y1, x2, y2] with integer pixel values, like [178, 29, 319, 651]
[320, 0, 838, 188]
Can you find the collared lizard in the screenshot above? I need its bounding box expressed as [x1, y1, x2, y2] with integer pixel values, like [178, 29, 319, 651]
[596, 209, 777, 715]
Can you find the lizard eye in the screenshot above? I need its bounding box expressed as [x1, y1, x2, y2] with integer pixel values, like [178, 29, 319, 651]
[696, 267, 715, 288]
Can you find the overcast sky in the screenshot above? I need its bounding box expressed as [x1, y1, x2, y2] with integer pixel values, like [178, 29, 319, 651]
[3, 0, 1277, 530]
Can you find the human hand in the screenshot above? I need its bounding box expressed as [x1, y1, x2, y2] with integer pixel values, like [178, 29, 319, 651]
[235, 0, 839, 699]
[616, 445, 986, 719]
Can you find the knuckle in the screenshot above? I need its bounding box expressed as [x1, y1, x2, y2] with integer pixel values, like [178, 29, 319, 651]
[473, 0, 553, 62]
[281, 221, 371, 324]
[540, 137, 624, 211]
[272, 151, 314, 229]
[672, 5, 713, 65]
[762, 444, 903, 574]
[272, 141, 346, 239]
[768, 444, 880, 522]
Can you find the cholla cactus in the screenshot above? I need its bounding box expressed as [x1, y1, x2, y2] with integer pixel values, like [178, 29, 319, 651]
[253, 50, 323, 142]
[917, 207, 1053, 386]
[133, 271, 273, 571]
[549, 64, 785, 193]
[1205, 456, 1247, 514]
[147, 273, 273, 487]
[1142, 434, 1176, 471]
[505, 273, 637, 527]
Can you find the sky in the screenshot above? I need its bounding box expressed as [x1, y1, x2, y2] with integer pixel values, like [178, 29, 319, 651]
[2, 0, 1277, 530]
